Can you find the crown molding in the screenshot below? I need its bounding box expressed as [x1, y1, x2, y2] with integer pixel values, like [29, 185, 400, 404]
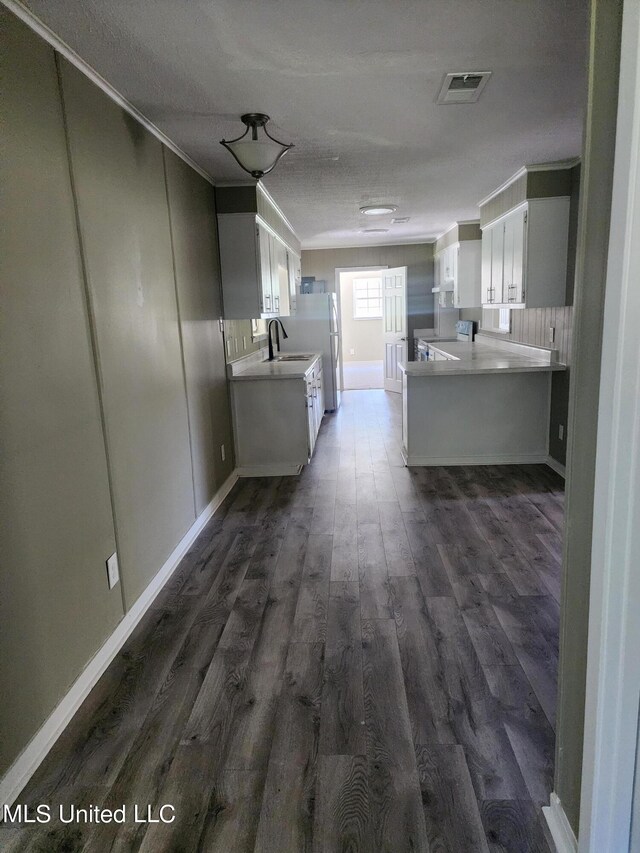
[2, 0, 215, 186]
[478, 158, 581, 208]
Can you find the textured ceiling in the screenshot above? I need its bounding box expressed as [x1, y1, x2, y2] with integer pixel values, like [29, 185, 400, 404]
[23, 0, 589, 248]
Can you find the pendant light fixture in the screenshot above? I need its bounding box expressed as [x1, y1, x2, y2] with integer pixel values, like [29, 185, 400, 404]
[220, 113, 293, 178]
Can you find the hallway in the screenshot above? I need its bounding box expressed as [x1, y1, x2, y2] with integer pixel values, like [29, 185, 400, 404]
[7, 391, 561, 852]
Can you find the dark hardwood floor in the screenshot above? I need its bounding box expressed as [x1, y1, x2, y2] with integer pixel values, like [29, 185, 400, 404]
[5, 390, 562, 852]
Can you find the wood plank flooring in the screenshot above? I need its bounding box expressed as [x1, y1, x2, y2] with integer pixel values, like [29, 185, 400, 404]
[6, 390, 562, 852]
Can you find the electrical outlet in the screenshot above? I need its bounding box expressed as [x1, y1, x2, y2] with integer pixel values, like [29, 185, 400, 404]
[106, 552, 119, 589]
[349, 348, 355, 356]
[549, 326, 556, 343]
[559, 424, 564, 441]
[221, 444, 226, 461]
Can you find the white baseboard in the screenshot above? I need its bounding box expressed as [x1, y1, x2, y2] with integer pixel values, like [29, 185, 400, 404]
[542, 793, 578, 853]
[546, 455, 567, 478]
[0, 469, 238, 808]
[236, 464, 302, 477]
[403, 453, 550, 466]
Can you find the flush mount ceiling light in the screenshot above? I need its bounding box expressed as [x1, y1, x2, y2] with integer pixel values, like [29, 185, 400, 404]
[359, 204, 398, 216]
[220, 113, 293, 178]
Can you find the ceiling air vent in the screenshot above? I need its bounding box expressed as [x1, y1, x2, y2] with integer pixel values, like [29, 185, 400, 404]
[437, 71, 492, 104]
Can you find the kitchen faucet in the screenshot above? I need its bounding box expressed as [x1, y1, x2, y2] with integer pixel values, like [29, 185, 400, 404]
[267, 318, 288, 361]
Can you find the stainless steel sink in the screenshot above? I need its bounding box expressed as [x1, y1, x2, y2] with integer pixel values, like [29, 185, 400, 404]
[274, 354, 314, 362]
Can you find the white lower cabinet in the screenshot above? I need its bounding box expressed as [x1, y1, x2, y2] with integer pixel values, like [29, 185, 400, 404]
[231, 359, 323, 476]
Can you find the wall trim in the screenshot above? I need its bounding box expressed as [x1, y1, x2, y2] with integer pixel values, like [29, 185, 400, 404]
[256, 183, 298, 244]
[255, 214, 301, 258]
[0, 0, 215, 187]
[546, 456, 567, 478]
[236, 464, 302, 477]
[0, 470, 238, 809]
[302, 238, 436, 251]
[578, 2, 640, 850]
[402, 452, 549, 466]
[478, 159, 581, 208]
[543, 793, 579, 853]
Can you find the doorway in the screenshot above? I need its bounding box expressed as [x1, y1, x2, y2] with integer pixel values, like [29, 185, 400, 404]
[337, 268, 386, 389]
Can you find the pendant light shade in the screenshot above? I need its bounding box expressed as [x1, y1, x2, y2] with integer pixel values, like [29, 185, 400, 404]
[220, 113, 293, 178]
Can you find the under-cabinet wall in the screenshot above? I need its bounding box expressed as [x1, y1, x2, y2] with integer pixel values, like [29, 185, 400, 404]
[0, 9, 233, 779]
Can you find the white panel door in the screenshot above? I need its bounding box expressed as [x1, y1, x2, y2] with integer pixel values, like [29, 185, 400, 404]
[382, 266, 407, 393]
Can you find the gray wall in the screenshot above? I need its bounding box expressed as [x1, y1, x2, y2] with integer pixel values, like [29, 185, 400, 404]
[164, 152, 234, 514]
[555, 0, 623, 834]
[0, 10, 123, 777]
[0, 10, 233, 777]
[59, 59, 196, 608]
[301, 243, 434, 353]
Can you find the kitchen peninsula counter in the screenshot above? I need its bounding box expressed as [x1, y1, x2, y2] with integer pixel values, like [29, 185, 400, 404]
[399, 335, 565, 467]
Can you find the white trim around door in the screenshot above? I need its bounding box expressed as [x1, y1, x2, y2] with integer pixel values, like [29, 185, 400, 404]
[577, 2, 640, 850]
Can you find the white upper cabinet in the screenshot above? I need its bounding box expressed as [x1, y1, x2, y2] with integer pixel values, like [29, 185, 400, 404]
[217, 212, 292, 319]
[287, 249, 301, 315]
[454, 241, 481, 308]
[481, 197, 570, 308]
[434, 240, 481, 308]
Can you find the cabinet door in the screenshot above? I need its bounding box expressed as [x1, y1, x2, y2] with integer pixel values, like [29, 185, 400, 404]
[434, 251, 442, 290]
[490, 221, 505, 304]
[456, 241, 481, 308]
[442, 245, 452, 281]
[315, 368, 324, 425]
[273, 239, 289, 316]
[258, 224, 274, 314]
[511, 207, 527, 303]
[503, 214, 515, 303]
[306, 383, 316, 458]
[287, 251, 297, 314]
[481, 228, 493, 304]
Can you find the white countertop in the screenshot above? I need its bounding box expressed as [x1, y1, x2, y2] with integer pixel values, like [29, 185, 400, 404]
[400, 337, 566, 377]
[230, 352, 322, 381]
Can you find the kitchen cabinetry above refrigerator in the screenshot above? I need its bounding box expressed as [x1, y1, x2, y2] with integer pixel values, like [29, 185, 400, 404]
[217, 212, 300, 319]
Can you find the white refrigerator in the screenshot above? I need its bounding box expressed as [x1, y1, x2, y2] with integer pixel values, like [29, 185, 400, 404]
[279, 293, 342, 411]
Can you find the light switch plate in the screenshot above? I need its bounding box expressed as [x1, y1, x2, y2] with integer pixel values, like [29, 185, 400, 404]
[106, 552, 120, 589]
